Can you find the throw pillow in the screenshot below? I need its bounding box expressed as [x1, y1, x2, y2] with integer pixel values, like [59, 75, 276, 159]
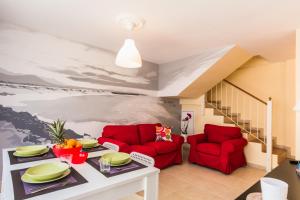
[156, 126, 172, 142]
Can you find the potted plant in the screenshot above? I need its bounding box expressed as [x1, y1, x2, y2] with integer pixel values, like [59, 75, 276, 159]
[48, 119, 82, 157]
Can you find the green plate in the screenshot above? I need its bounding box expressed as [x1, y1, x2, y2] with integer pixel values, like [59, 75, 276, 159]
[110, 158, 132, 166]
[15, 145, 47, 156]
[83, 143, 100, 149]
[21, 169, 71, 184]
[80, 139, 98, 148]
[13, 148, 50, 157]
[101, 152, 131, 165]
[25, 162, 69, 181]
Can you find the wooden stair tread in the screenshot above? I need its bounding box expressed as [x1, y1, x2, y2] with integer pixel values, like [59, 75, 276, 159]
[248, 135, 276, 144]
[263, 147, 287, 165]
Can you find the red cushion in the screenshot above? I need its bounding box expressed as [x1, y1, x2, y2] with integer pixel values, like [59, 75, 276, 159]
[138, 123, 161, 144]
[102, 125, 139, 145]
[197, 143, 221, 156]
[204, 124, 242, 143]
[130, 145, 157, 157]
[145, 141, 177, 154]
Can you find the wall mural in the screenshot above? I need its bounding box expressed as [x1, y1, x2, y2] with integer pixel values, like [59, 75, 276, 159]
[0, 23, 181, 177]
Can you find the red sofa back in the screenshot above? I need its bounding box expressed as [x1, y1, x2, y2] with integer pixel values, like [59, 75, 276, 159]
[102, 123, 161, 145]
[204, 124, 242, 143]
[102, 125, 140, 145]
[138, 123, 161, 144]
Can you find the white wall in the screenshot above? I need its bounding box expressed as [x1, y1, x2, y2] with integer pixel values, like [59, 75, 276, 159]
[296, 30, 300, 160]
[158, 45, 234, 97]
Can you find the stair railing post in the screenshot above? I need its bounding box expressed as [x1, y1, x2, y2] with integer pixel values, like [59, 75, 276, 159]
[266, 97, 273, 172]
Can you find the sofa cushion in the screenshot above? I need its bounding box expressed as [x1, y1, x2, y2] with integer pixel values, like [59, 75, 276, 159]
[197, 143, 221, 156]
[138, 123, 161, 144]
[102, 125, 140, 145]
[145, 141, 177, 154]
[204, 124, 241, 144]
[130, 145, 157, 157]
[156, 126, 172, 142]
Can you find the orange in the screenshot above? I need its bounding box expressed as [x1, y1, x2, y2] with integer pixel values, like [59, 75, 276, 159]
[67, 139, 77, 147]
[75, 142, 82, 148]
[63, 144, 73, 149]
[75, 143, 82, 148]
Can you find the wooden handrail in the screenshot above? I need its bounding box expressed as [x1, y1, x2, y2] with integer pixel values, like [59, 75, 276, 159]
[223, 79, 268, 105]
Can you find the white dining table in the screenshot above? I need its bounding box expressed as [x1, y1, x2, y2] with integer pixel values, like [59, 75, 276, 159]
[1, 147, 160, 200]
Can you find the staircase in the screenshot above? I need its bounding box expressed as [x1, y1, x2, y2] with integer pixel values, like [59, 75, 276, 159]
[205, 80, 287, 168]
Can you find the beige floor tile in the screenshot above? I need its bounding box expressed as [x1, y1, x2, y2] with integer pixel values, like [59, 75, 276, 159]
[156, 159, 264, 199]
[123, 152, 265, 200]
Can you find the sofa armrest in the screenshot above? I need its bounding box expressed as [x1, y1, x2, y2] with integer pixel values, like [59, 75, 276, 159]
[187, 134, 207, 146]
[221, 138, 248, 154]
[171, 134, 184, 145]
[97, 137, 131, 153]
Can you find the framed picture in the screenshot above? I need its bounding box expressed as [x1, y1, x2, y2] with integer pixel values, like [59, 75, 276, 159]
[181, 111, 194, 135]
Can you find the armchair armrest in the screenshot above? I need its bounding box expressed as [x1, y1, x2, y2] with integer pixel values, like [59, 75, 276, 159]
[187, 134, 207, 146]
[97, 137, 131, 153]
[171, 134, 184, 145]
[221, 138, 247, 154]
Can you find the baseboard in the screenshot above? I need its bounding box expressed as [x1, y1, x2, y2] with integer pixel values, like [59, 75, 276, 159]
[247, 162, 265, 170]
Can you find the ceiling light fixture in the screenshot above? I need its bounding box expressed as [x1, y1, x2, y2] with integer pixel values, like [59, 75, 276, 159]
[115, 15, 145, 68]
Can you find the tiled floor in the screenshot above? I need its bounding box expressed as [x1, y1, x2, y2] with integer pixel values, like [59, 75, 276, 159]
[124, 147, 265, 200]
[157, 161, 265, 200]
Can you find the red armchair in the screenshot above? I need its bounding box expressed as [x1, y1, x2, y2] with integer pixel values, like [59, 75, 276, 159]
[187, 124, 247, 174]
[98, 123, 184, 169]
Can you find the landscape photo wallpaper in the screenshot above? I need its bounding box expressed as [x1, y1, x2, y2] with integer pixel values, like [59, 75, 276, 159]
[0, 23, 181, 176]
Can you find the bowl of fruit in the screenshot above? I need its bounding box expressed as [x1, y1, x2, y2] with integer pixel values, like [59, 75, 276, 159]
[52, 139, 82, 157]
[48, 120, 82, 157]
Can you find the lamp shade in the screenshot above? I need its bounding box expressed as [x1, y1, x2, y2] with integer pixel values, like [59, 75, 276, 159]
[115, 39, 142, 68]
[295, 101, 300, 112]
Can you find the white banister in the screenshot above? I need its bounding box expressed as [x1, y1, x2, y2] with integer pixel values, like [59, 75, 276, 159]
[266, 98, 273, 172]
[206, 79, 272, 172]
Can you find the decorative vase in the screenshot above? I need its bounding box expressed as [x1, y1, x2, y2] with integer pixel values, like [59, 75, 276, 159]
[181, 134, 188, 143]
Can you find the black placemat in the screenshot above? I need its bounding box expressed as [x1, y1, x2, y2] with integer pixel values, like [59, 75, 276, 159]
[82, 145, 108, 153]
[86, 156, 147, 178]
[11, 166, 87, 200]
[8, 148, 56, 165]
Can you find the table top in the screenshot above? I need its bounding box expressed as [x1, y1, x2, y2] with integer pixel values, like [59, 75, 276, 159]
[235, 160, 300, 200]
[1, 147, 160, 200]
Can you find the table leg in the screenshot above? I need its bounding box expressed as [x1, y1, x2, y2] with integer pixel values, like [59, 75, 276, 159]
[144, 173, 159, 200]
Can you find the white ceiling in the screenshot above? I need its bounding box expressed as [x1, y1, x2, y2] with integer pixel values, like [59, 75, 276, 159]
[0, 0, 298, 64]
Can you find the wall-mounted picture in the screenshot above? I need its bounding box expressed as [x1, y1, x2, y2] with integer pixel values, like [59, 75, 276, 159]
[181, 111, 194, 135]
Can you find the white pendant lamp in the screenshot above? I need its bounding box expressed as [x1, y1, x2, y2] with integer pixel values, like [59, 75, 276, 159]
[115, 15, 144, 68]
[116, 38, 142, 68]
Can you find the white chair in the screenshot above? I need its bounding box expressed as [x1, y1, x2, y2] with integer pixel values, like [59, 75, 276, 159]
[130, 152, 155, 167]
[102, 142, 119, 152]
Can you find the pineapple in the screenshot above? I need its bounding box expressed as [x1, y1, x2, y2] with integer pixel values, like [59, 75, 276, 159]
[48, 119, 66, 145]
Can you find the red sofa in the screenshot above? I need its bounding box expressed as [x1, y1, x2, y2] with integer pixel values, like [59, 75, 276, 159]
[187, 124, 247, 174]
[97, 123, 184, 169]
